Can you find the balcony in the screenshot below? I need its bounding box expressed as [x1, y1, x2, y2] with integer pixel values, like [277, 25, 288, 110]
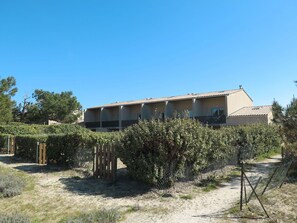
[102, 121, 120, 128]
[85, 122, 100, 128]
[122, 120, 139, 128]
[195, 115, 226, 125]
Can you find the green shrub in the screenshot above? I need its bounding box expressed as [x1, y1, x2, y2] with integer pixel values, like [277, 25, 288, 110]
[0, 134, 9, 150]
[0, 213, 31, 223]
[0, 123, 45, 135]
[0, 172, 26, 198]
[14, 135, 47, 161]
[46, 132, 118, 167]
[118, 119, 281, 187]
[118, 119, 209, 186]
[44, 124, 91, 134]
[0, 123, 91, 135]
[64, 209, 120, 223]
[235, 124, 282, 161]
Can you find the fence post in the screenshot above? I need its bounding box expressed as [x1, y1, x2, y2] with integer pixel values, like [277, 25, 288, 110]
[36, 142, 39, 163]
[7, 136, 10, 155]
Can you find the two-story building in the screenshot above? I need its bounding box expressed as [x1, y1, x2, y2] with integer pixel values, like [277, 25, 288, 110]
[84, 88, 273, 131]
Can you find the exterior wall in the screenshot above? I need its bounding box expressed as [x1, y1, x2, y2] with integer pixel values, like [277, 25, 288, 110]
[226, 90, 253, 116]
[142, 102, 166, 119]
[226, 115, 269, 126]
[166, 99, 193, 118]
[122, 104, 141, 120]
[84, 109, 100, 122]
[101, 107, 120, 121]
[199, 97, 226, 116]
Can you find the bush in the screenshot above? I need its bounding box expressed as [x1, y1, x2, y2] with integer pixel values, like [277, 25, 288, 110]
[118, 119, 210, 186]
[235, 124, 282, 161]
[0, 213, 31, 223]
[0, 123, 44, 135]
[46, 132, 118, 167]
[44, 124, 91, 134]
[0, 172, 26, 198]
[0, 134, 10, 151]
[0, 123, 91, 135]
[118, 119, 282, 187]
[14, 135, 47, 162]
[64, 209, 120, 223]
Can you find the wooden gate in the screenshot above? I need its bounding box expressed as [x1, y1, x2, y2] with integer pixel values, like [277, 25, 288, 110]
[37, 143, 47, 164]
[93, 144, 117, 182]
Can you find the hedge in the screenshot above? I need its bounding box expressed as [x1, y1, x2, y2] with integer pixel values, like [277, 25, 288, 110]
[46, 132, 119, 167]
[0, 123, 91, 135]
[0, 134, 10, 149]
[14, 135, 48, 162]
[117, 119, 282, 186]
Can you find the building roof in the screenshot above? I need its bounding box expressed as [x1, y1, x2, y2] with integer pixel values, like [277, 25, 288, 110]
[229, 105, 272, 117]
[88, 88, 249, 109]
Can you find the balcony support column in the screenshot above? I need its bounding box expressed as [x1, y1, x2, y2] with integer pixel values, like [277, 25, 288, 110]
[100, 108, 103, 128]
[119, 106, 123, 130]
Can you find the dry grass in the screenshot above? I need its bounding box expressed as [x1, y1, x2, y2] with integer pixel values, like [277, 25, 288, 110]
[227, 183, 297, 223]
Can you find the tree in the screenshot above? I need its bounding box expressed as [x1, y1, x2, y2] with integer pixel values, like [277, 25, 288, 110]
[0, 76, 17, 123]
[272, 81, 297, 160]
[24, 90, 82, 124]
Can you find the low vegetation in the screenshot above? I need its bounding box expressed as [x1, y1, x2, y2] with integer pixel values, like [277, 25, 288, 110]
[118, 119, 281, 187]
[228, 183, 297, 222]
[0, 166, 30, 198]
[0, 212, 31, 223]
[63, 209, 121, 223]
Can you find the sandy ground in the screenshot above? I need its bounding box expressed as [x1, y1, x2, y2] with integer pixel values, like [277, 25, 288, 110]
[0, 154, 281, 223]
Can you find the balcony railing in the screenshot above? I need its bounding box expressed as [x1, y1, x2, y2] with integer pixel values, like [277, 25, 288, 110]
[195, 115, 226, 125]
[102, 121, 120, 128]
[85, 122, 100, 128]
[122, 120, 139, 128]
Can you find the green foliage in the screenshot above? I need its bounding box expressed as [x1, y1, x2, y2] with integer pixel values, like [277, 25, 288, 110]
[0, 123, 91, 135]
[273, 94, 297, 160]
[46, 132, 118, 166]
[0, 134, 9, 149]
[118, 119, 281, 187]
[64, 209, 120, 223]
[235, 124, 282, 160]
[0, 76, 18, 123]
[14, 135, 47, 161]
[0, 123, 45, 135]
[22, 89, 82, 124]
[0, 170, 26, 198]
[0, 213, 31, 223]
[44, 124, 91, 134]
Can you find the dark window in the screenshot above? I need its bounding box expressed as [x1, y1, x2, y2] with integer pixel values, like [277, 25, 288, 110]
[211, 108, 224, 116]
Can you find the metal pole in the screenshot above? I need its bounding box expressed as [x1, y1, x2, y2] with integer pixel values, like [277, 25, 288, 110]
[261, 166, 279, 195]
[240, 163, 244, 211]
[248, 176, 262, 202]
[243, 172, 269, 218]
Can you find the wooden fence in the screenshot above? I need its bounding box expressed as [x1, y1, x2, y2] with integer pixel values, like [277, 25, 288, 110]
[93, 144, 117, 182]
[0, 136, 15, 154]
[37, 142, 47, 164]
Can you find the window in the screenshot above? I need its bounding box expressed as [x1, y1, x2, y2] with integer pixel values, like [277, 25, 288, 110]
[211, 108, 224, 116]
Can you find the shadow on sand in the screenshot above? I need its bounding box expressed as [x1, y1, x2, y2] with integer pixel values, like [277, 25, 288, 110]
[59, 169, 152, 198]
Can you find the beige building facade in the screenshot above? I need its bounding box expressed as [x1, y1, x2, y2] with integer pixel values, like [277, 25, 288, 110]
[84, 88, 272, 131]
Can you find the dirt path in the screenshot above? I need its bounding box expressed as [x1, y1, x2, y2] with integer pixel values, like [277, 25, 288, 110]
[0, 154, 281, 222]
[124, 155, 282, 223]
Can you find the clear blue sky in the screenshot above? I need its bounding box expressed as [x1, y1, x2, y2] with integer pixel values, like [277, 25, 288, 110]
[0, 0, 296, 109]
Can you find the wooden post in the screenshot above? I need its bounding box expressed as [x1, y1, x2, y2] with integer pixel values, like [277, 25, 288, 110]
[36, 142, 40, 163]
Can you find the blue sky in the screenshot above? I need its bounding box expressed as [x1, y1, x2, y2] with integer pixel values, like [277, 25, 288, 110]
[0, 0, 296, 108]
